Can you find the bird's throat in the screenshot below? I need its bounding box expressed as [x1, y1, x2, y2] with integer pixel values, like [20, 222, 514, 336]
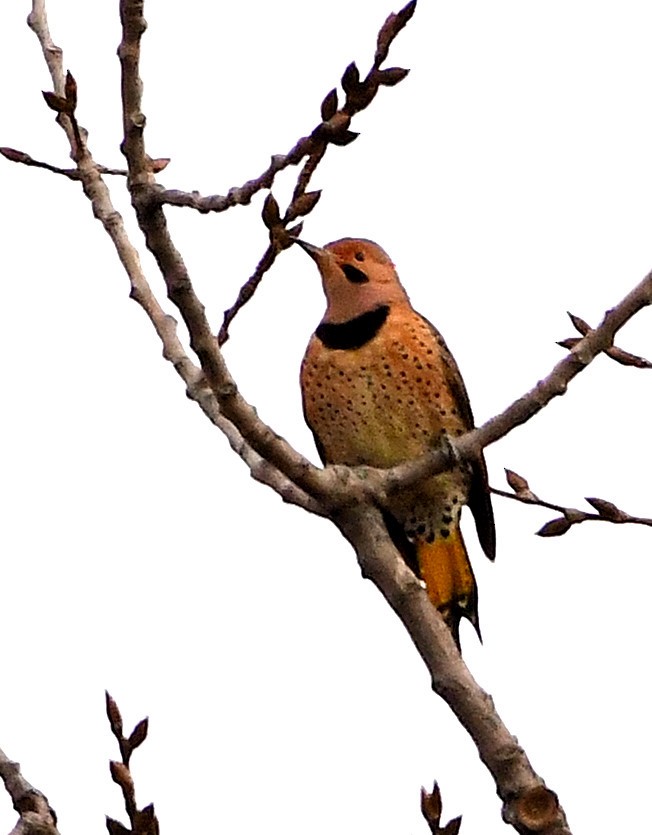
[316, 305, 390, 350]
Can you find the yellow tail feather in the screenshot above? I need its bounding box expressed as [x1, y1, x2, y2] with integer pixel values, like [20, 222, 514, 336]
[416, 526, 480, 645]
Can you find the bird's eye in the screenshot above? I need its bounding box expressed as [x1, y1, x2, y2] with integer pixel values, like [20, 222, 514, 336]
[341, 264, 369, 284]
[354, 251, 365, 262]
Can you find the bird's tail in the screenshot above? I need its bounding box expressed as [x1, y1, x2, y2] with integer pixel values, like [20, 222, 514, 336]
[416, 526, 480, 647]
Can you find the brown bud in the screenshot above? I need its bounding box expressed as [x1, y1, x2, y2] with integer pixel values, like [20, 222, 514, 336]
[375, 0, 417, 67]
[378, 67, 410, 86]
[556, 337, 580, 350]
[0, 147, 30, 163]
[105, 691, 123, 737]
[505, 468, 530, 495]
[134, 805, 159, 835]
[65, 70, 78, 111]
[149, 157, 170, 173]
[261, 193, 281, 229]
[106, 817, 131, 835]
[110, 761, 133, 793]
[286, 222, 304, 240]
[42, 91, 71, 113]
[421, 783, 443, 830]
[320, 88, 338, 121]
[291, 190, 321, 218]
[567, 312, 591, 335]
[395, 0, 418, 28]
[127, 717, 149, 751]
[536, 517, 572, 537]
[606, 345, 652, 369]
[341, 62, 361, 95]
[585, 497, 626, 521]
[329, 130, 359, 147]
[420, 782, 461, 834]
[441, 818, 462, 835]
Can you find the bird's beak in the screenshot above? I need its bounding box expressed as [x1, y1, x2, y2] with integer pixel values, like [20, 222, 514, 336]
[295, 239, 330, 264]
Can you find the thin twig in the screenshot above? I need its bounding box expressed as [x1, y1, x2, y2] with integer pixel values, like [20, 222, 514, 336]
[217, 145, 328, 346]
[0, 146, 126, 178]
[558, 311, 652, 369]
[150, 4, 414, 214]
[494, 469, 652, 536]
[218, 242, 279, 345]
[105, 692, 159, 835]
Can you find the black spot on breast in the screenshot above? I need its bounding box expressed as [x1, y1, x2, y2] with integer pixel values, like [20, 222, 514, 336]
[316, 305, 390, 350]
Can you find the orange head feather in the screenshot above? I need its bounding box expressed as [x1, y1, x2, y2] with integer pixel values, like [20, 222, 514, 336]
[296, 237, 410, 324]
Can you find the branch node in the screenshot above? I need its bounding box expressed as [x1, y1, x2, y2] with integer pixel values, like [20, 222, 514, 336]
[509, 786, 560, 832]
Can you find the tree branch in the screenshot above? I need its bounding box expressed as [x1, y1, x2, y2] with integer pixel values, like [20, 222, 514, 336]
[380, 268, 652, 495]
[0, 146, 126, 178]
[22, 0, 324, 518]
[149, 3, 415, 215]
[105, 692, 159, 835]
[335, 505, 571, 835]
[117, 0, 334, 505]
[558, 311, 652, 369]
[217, 153, 325, 346]
[13, 2, 652, 833]
[495, 469, 652, 537]
[113, 10, 577, 825]
[0, 748, 59, 835]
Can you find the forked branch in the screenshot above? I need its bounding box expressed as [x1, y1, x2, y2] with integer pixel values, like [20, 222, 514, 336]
[5, 1, 652, 833]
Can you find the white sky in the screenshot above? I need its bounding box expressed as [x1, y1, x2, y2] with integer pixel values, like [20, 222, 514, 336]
[1, 2, 651, 834]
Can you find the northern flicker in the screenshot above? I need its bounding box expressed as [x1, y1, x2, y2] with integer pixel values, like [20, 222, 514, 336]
[298, 237, 495, 645]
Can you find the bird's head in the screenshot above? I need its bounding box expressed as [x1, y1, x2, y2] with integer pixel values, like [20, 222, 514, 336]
[296, 237, 409, 324]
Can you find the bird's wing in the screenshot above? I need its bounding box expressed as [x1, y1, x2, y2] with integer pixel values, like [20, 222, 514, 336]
[418, 315, 496, 561]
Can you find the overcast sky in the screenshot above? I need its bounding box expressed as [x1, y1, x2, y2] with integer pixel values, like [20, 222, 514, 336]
[1, 2, 651, 834]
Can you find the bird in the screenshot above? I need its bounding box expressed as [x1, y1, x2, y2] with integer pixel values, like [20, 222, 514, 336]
[297, 237, 495, 646]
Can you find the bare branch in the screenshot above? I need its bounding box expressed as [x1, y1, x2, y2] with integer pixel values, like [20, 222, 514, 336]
[557, 310, 652, 368]
[105, 693, 159, 835]
[0, 747, 60, 835]
[493, 470, 652, 536]
[113, 14, 577, 822]
[335, 505, 571, 835]
[381, 269, 652, 494]
[18, 3, 649, 833]
[217, 149, 325, 346]
[217, 242, 280, 346]
[0, 146, 127, 178]
[23, 0, 325, 517]
[150, 2, 413, 213]
[117, 0, 334, 505]
[27, 2, 88, 160]
[152, 2, 415, 345]
[27, 0, 64, 93]
[151, 142, 326, 213]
